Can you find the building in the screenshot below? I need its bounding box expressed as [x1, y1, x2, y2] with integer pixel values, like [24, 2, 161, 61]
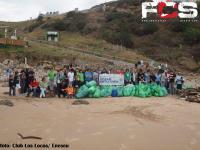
[47, 31, 59, 42]
[39, 11, 59, 18]
[75, 8, 79, 13]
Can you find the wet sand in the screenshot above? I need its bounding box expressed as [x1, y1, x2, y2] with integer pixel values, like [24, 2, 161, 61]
[0, 87, 200, 150]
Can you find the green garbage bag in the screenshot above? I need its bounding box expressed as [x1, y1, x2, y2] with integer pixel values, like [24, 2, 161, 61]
[123, 85, 134, 97]
[149, 83, 158, 96]
[134, 85, 139, 97]
[76, 85, 89, 99]
[117, 86, 123, 97]
[94, 87, 101, 98]
[145, 86, 152, 97]
[100, 86, 112, 97]
[131, 86, 136, 96]
[161, 87, 168, 96]
[88, 86, 96, 94]
[136, 84, 151, 98]
[150, 84, 167, 97]
[86, 81, 97, 88]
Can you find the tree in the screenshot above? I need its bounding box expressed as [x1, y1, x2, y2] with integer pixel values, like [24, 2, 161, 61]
[183, 28, 200, 45]
[37, 14, 44, 22]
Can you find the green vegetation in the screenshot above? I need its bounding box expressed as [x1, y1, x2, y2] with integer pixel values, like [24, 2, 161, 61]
[183, 28, 200, 44]
[135, 23, 158, 36]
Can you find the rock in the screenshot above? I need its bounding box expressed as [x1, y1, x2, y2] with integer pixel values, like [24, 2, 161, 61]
[178, 88, 200, 103]
[0, 100, 14, 107]
[72, 100, 90, 105]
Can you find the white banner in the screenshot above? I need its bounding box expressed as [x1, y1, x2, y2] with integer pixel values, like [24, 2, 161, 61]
[99, 74, 124, 86]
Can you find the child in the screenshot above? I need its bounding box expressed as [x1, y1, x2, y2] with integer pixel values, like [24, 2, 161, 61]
[39, 77, 48, 98]
[27, 78, 39, 97]
[66, 85, 75, 99]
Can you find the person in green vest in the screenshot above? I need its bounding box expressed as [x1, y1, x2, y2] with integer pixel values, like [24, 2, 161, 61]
[76, 69, 85, 86]
[124, 69, 132, 85]
[40, 77, 48, 98]
[48, 68, 56, 94]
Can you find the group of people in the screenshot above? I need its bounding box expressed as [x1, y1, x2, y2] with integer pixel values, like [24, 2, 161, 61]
[8, 61, 185, 98]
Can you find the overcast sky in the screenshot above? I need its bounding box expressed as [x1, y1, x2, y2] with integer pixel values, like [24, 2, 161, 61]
[0, 0, 114, 22]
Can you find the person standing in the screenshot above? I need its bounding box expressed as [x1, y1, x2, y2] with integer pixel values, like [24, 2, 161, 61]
[149, 71, 156, 84]
[14, 71, 21, 95]
[77, 69, 85, 86]
[56, 69, 63, 98]
[124, 69, 132, 85]
[132, 67, 137, 85]
[48, 68, 56, 95]
[9, 75, 16, 96]
[68, 69, 75, 87]
[20, 70, 26, 94]
[160, 72, 166, 87]
[155, 73, 161, 85]
[169, 71, 176, 95]
[93, 69, 99, 85]
[144, 70, 150, 84]
[85, 69, 93, 82]
[175, 72, 184, 90]
[137, 69, 145, 84]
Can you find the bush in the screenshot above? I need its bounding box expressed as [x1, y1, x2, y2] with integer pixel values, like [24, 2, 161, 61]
[64, 11, 88, 32]
[82, 25, 97, 34]
[52, 20, 67, 31]
[102, 30, 134, 48]
[135, 23, 158, 36]
[27, 21, 44, 32]
[37, 14, 44, 22]
[183, 28, 200, 44]
[170, 22, 191, 32]
[0, 32, 4, 38]
[116, 0, 141, 7]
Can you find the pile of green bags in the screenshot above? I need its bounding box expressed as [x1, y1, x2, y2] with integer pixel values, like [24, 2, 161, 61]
[76, 85, 89, 99]
[76, 81, 168, 99]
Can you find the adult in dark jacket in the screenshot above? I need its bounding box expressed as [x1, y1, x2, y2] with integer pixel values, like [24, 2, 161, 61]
[9, 75, 16, 96]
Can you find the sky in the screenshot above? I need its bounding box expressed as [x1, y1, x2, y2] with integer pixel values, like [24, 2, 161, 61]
[0, 0, 114, 22]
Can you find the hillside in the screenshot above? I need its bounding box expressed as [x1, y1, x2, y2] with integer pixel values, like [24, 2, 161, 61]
[0, 0, 200, 71]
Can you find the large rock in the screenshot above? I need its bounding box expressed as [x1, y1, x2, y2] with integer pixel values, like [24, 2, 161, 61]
[0, 100, 14, 107]
[72, 100, 90, 105]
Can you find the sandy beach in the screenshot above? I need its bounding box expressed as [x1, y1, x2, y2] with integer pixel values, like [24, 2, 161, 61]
[0, 85, 200, 150]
